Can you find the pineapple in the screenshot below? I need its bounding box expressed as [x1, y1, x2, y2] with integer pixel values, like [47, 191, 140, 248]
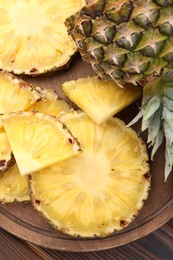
[66, 0, 173, 180]
[0, 164, 29, 203]
[0, 72, 40, 113]
[0, 127, 14, 172]
[62, 76, 141, 124]
[1, 112, 81, 175]
[30, 111, 150, 237]
[0, 0, 85, 75]
[29, 87, 73, 117]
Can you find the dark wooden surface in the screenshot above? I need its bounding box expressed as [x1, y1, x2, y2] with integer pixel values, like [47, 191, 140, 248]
[0, 219, 173, 259]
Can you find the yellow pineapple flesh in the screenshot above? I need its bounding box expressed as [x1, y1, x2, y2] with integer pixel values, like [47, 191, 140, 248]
[0, 0, 85, 75]
[0, 127, 14, 172]
[0, 72, 40, 114]
[29, 87, 73, 117]
[1, 112, 81, 175]
[30, 111, 150, 237]
[0, 163, 29, 203]
[62, 76, 141, 124]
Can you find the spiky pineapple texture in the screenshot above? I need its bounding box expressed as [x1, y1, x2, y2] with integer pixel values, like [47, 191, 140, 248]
[66, 0, 173, 85]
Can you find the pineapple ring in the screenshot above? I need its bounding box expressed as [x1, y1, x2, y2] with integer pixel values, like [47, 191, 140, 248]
[0, 127, 14, 172]
[1, 112, 81, 176]
[0, 163, 29, 203]
[0, 0, 85, 75]
[30, 112, 150, 237]
[29, 87, 73, 117]
[0, 72, 40, 114]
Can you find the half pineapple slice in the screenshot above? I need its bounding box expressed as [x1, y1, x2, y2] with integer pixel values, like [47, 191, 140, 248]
[0, 164, 29, 203]
[1, 112, 81, 175]
[30, 112, 150, 237]
[0, 0, 85, 75]
[29, 87, 73, 117]
[62, 76, 141, 124]
[0, 72, 40, 113]
[0, 127, 14, 172]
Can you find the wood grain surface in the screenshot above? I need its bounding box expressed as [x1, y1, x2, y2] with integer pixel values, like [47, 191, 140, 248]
[0, 219, 173, 259]
[0, 54, 173, 251]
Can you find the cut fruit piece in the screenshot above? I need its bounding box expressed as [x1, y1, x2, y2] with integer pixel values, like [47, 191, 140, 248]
[29, 87, 73, 117]
[0, 163, 29, 203]
[30, 111, 150, 237]
[62, 76, 141, 124]
[1, 112, 81, 176]
[0, 0, 85, 75]
[0, 72, 40, 114]
[0, 127, 14, 172]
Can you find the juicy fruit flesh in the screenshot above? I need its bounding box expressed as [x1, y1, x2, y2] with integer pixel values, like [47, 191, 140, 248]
[66, 0, 173, 85]
[29, 87, 72, 117]
[0, 163, 29, 203]
[0, 72, 40, 113]
[62, 76, 141, 124]
[1, 112, 80, 175]
[0, 127, 13, 172]
[31, 112, 150, 237]
[0, 0, 85, 75]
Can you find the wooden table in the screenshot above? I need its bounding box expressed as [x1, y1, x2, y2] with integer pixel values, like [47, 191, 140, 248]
[0, 218, 173, 260]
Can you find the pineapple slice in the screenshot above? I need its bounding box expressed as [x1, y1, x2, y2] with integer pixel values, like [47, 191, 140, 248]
[0, 72, 40, 113]
[1, 112, 81, 176]
[62, 76, 142, 124]
[0, 0, 85, 75]
[0, 164, 29, 203]
[29, 87, 73, 117]
[30, 112, 150, 237]
[0, 127, 14, 172]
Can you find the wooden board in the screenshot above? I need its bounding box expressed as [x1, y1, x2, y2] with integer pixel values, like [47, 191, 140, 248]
[0, 55, 173, 252]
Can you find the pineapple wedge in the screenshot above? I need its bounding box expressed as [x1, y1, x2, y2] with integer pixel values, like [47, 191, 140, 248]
[62, 76, 142, 124]
[0, 164, 29, 203]
[1, 112, 81, 175]
[30, 111, 150, 237]
[0, 72, 40, 113]
[0, 127, 14, 172]
[29, 87, 73, 116]
[0, 0, 85, 75]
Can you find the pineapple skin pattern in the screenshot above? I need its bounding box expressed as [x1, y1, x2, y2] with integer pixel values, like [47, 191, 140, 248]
[66, 0, 173, 85]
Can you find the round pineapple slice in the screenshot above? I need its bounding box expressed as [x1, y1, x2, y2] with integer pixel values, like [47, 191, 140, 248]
[30, 112, 150, 237]
[0, 164, 29, 203]
[62, 76, 142, 124]
[0, 127, 14, 172]
[1, 112, 81, 176]
[0, 0, 85, 75]
[0, 72, 40, 113]
[29, 87, 73, 117]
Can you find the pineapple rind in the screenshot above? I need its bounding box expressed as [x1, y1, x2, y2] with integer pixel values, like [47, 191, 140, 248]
[0, 163, 29, 203]
[30, 112, 150, 237]
[62, 76, 142, 124]
[1, 112, 81, 175]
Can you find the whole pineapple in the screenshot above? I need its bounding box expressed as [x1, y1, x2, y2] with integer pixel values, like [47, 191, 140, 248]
[66, 0, 173, 180]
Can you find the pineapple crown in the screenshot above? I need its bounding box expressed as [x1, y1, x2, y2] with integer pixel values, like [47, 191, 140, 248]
[128, 69, 173, 181]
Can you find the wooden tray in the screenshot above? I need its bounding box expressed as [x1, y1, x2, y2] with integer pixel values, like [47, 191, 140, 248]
[0, 55, 173, 252]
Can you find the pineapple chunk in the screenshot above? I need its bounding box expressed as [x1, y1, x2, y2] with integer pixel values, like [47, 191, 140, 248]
[0, 72, 40, 114]
[0, 0, 85, 75]
[0, 164, 29, 203]
[1, 112, 81, 175]
[29, 87, 73, 116]
[0, 127, 14, 172]
[30, 111, 150, 237]
[62, 76, 142, 124]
